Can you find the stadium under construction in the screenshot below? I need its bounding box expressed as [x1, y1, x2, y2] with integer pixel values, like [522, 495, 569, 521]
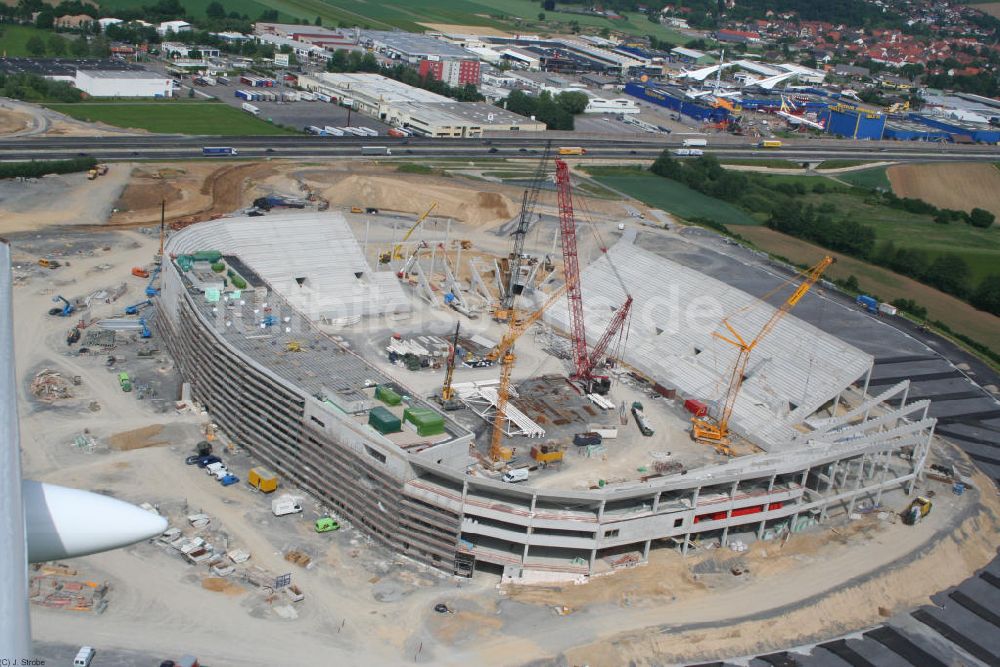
[156, 164, 937, 580]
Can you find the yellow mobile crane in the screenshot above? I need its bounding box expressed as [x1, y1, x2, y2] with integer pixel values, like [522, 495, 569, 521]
[692, 256, 834, 451]
[488, 284, 568, 462]
[380, 202, 437, 264]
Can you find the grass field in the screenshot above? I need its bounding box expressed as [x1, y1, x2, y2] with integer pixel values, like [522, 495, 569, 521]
[46, 101, 297, 135]
[718, 158, 803, 168]
[0, 25, 64, 57]
[99, 0, 299, 22]
[585, 168, 759, 226]
[735, 226, 1000, 352]
[816, 160, 874, 170]
[97, 0, 688, 39]
[834, 166, 892, 190]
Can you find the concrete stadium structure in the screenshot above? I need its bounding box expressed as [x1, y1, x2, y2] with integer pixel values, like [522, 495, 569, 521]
[159, 212, 936, 578]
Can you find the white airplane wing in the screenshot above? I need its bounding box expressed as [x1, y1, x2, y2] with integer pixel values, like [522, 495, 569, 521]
[752, 72, 797, 90]
[0, 239, 167, 655]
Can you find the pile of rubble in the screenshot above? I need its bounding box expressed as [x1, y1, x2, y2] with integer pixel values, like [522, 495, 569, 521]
[30, 368, 74, 401]
[29, 563, 109, 613]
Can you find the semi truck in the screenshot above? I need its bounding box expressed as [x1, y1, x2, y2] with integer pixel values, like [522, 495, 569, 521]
[202, 146, 238, 156]
[673, 148, 704, 157]
[361, 146, 391, 156]
[558, 147, 586, 155]
[681, 138, 708, 147]
[758, 140, 783, 148]
[241, 102, 260, 116]
[856, 294, 878, 314]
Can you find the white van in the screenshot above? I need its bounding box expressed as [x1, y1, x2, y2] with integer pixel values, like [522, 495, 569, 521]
[205, 462, 226, 476]
[502, 468, 529, 483]
[74, 646, 96, 667]
[271, 494, 303, 516]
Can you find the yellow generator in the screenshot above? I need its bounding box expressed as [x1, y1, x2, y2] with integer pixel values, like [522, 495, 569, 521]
[248, 467, 278, 493]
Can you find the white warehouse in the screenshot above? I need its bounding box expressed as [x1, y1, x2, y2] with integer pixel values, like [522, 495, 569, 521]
[75, 70, 174, 98]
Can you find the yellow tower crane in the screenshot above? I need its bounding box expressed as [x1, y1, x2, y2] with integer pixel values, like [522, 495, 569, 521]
[488, 284, 568, 462]
[380, 202, 438, 264]
[692, 256, 834, 452]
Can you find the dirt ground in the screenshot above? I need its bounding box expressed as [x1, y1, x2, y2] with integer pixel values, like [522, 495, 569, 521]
[110, 160, 630, 230]
[417, 23, 512, 36]
[888, 161, 1000, 218]
[0, 166, 131, 235]
[970, 2, 1000, 18]
[735, 225, 1000, 351]
[0, 107, 33, 135]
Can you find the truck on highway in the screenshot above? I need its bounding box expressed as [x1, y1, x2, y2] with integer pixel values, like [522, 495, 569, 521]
[758, 140, 783, 148]
[202, 146, 238, 156]
[361, 146, 391, 156]
[673, 148, 704, 157]
[681, 138, 708, 147]
[558, 146, 586, 155]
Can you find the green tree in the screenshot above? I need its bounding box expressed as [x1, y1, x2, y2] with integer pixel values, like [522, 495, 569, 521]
[25, 35, 46, 56]
[35, 8, 54, 29]
[538, 12, 545, 21]
[843, 274, 860, 292]
[70, 36, 89, 56]
[968, 207, 995, 228]
[314, 16, 322, 26]
[555, 90, 588, 114]
[259, 9, 278, 21]
[206, 1, 226, 19]
[970, 274, 1000, 316]
[47, 34, 67, 56]
[925, 253, 971, 297]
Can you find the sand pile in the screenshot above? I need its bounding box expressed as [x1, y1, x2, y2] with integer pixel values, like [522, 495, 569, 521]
[318, 174, 517, 226]
[107, 424, 168, 451]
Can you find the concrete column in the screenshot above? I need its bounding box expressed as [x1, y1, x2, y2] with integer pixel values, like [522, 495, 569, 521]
[832, 389, 842, 418]
[875, 450, 891, 504]
[643, 539, 651, 561]
[589, 548, 597, 572]
[908, 423, 935, 494]
[862, 363, 874, 420]
[597, 499, 606, 522]
[652, 491, 661, 513]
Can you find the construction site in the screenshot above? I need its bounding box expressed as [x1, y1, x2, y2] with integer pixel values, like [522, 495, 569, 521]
[140, 145, 938, 581]
[7, 154, 999, 667]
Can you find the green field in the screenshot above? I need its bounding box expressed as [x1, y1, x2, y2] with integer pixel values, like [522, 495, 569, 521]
[0, 25, 66, 57]
[99, 0, 297, 22]
[97, 0, 687, 39]
[835, 166, 892, 190]
[586, 168, 759, 226]
[45, 101, 297, 135]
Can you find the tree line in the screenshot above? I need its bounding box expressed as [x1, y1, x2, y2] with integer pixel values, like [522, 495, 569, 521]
[649, 150, 1000, 318]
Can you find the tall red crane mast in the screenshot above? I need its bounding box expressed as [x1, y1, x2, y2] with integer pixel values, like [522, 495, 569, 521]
[554, 159, 633, 394]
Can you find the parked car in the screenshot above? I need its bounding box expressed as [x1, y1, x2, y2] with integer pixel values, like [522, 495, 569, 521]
[196, 455, 221, 468]
[220, 474, 239, 486]
[185, 455, 201, 465]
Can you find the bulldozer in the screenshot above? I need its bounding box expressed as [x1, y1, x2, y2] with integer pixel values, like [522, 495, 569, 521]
[902, 496, 932, 525]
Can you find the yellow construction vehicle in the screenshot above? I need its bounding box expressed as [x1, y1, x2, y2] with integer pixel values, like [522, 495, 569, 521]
[902, 496, 932, 525]
[351, 206, 363, 214]
[285, 341, 302, 352]
[380, 202, 437, 264]
[692, 256, 834, 451]
[488, 284, 568, 462]
[438, 322, 462, 411]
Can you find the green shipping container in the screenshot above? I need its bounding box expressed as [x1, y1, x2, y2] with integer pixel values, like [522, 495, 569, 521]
[191, 250, 223, 263]
[375, 385, 401, 406]
[368, 406, 401, 434]
[176, 256, 193, 272]
[403, 407, 445, 437]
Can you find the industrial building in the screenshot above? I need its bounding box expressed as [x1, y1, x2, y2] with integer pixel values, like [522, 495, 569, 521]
[157, 209, 935, 579]
[74, 70, 174, 98]
[361, 30, 482, 85]
[297, 73, 544, 136]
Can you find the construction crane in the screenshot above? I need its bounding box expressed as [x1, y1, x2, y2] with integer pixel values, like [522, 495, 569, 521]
[554, 159, 633, 394]
[380, 202, 437, 264]
[154, 198, 166, 266]
[438, 322, 462, 411]
[488, 284, 568, 462]
[692, 256, 835, 450]
[494, 141, 551, 322]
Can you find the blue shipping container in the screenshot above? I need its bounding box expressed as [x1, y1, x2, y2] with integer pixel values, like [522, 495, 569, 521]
[856, 295, 878, 313]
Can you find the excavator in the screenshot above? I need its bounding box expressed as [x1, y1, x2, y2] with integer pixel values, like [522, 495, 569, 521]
[379, 202, 437, 264]
[692, 256, 834, 453]
[487, 284, 568, 462]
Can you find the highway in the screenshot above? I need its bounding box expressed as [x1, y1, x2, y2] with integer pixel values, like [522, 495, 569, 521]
[1, 134, 999, 162]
